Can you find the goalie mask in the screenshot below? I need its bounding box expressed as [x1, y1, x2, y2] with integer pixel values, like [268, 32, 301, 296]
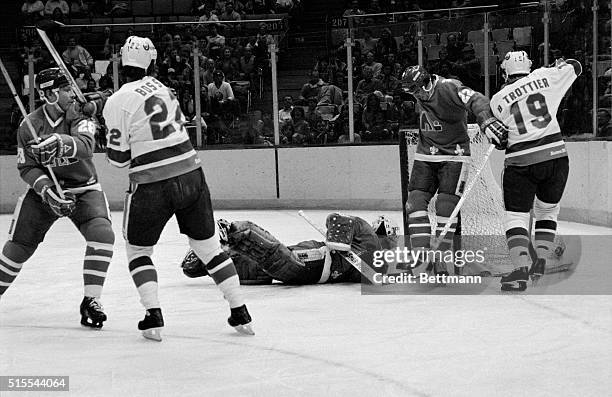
[371, 216, 400, 238]
[501, 51, 532, 81]
[35, 68, 74, 110]
[401, 65, 434, 101]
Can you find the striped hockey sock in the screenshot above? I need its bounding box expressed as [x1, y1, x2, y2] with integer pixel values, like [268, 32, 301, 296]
[129, 256, 159, 309]
[506, 227, 532, 269]
[408, 211, 431, 251]
[0, 252, 23, 297]
[83, 241, 113, 298]
[436, 216, 457, 251]
[534, 220, 556, 259]
[206, 252, 244, 309]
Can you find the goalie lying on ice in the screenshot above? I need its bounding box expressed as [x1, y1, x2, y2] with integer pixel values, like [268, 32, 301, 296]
[181, 214, 399, 285]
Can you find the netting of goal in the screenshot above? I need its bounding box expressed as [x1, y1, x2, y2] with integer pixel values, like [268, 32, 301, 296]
[399, 125, 513, 276]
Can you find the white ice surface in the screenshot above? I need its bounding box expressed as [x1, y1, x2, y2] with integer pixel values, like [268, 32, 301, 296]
[1, 210, 611, 397]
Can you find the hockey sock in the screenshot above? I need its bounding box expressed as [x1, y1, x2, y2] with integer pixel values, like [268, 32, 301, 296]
[408, 211, 431, 252]
[0, 252, 23, 296]
[81, 218, 114, 298]
[128, 256, 159, 309]
[83, 241, 113, 298]
[534, 220, 556, 260]
[206, 252, 244, 309]
[0, 242, 34, 296]
[436, 216, 457, 251]
[506, 227, 532, 269]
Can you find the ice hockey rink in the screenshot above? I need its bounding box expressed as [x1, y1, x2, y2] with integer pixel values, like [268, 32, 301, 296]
[1, 210, 611, 397]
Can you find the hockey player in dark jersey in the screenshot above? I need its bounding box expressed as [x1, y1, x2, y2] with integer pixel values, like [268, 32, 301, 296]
[400, 65, 508, 275]
[180, 214, 399, 285]
[0, 68, 115, 328]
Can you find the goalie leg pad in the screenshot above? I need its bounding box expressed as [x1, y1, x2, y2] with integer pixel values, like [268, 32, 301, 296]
[230, 221, 306, 283]
[405, 189, 432, 214]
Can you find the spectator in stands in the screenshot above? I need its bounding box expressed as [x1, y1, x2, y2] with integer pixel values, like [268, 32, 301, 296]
[198, 2, 220, 22]
[355, 66, 384, 105]
[220, 1, 242, 34]
[290, 107, 312, 144]
[596, 108, 612, 138]
[298, 70, 325, 105]
[207, 24, 226, 60]
[305, 97, 323, 128]
[379, 63, 400, 96]
[44, 0, 69, 17]
[278, 95, 293, 140]
[444, 33, 463, 62]
[62, 36, 94, 75]
[202, 58, 216, 86]
[70, 0, 89, 16]
[375, 30, 398, 62]
[318, 82, 343, 106]
[274, 0, 295, 13]
[238, 46, 257, 81]
[362, 51, 382, 78]
[362, 92, 390, 142]
[21, 0, 44, 22]
[314, 56, 334, 84]
[343, 0, 365, 25]
[98, 26, 116, 60]
[208, 69, 238, 117]
[252, 22, 275, 70]
[219, 47, 238, 81]
[453, 43, 481, 92]
[361, 29, 378, 55]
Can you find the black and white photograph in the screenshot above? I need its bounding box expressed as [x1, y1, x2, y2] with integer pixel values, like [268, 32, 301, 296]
[1, 0, 611, 395]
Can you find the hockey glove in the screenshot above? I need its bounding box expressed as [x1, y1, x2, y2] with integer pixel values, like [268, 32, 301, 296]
[482, 117, 508, 150]
[40, 185, 77, 217]
[28, 134, 66, 166]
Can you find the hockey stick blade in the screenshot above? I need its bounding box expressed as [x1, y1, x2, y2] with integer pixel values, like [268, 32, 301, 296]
[36, 28, 87, 103]
[297, 211, 378, 284]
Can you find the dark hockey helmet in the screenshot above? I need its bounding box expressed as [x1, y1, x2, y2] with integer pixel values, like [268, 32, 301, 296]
[35, 68, 70, 91]
[401, 65, 431, 95]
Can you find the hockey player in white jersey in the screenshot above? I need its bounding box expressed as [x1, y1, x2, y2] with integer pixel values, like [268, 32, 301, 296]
[103, 36, 254, 340]
[490, 51, 582, 291]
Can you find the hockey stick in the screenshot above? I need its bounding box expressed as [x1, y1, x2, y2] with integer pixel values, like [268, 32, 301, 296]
[432, 143, 496, 250]
[36, 28, 87, 103]
[0, 58, 65, 198]
[298, 211, 378, 284]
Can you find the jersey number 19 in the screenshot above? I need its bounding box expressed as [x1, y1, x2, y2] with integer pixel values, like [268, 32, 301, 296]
[510, 93, 552, 135]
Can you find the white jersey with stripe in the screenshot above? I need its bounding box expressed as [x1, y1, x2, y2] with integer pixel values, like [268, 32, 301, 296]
[490, 60, 579, 166]
[103, 76, 201, 184]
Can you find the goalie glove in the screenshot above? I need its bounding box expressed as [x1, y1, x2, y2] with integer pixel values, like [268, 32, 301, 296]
[40, 184, 76, 217]
[481, 117, 508, 150]
[28, 134, 66, 166]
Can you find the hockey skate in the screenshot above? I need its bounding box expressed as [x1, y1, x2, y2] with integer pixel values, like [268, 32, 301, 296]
[80, 296, 107, 329]
[500, 267, 529, 292]
[138, 308, 164, 341]
[325, 214, 354, 252]
[228, 304, 254, 335]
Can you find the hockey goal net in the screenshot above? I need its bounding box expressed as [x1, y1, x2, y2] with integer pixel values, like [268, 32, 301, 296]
[399, 125, 513, 276]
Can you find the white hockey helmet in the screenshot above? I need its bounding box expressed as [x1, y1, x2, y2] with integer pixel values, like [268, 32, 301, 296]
[121, 36, 153, 69]
[501, 51, 532, 80]
[371, 215, 400, 237]
[143, 37, 157, 61]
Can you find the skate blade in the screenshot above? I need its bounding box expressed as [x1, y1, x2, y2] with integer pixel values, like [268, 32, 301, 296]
[233, 323, 255, 336]
[501, 281, 527, 292]
[142, 327, 163, 341]
[326, 242, 351, 252]
[81, 316, 104, 329]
